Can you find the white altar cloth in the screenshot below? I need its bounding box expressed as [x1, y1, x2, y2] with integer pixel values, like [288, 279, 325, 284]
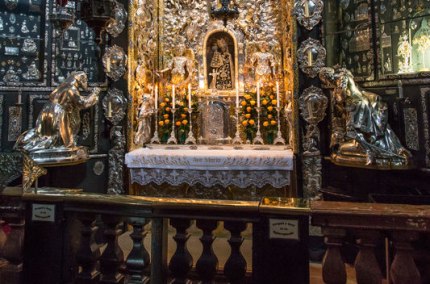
[125, 145, 294, 189]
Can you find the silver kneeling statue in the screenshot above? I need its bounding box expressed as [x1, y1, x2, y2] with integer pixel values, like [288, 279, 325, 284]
[319, 67, 413, 169]
[15, 71, 101, 165]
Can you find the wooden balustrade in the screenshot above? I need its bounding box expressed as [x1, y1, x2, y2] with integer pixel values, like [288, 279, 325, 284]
[312, 201, 430, 284]
[13, 191, 310, 284]
[5, 188, 430, 283]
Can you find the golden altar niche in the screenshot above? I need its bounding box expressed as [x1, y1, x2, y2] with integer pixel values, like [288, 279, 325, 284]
[126, 0, 296, 199]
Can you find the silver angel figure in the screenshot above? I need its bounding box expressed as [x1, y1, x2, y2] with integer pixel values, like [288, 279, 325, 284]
[15, 71, 101, 152]
[249, 41, 276, 85]
[319, 67, 412, 169]
[160, 43, 194, 89]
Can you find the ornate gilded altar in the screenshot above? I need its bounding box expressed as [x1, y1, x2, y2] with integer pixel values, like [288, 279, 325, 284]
[126, 0, 296, 199]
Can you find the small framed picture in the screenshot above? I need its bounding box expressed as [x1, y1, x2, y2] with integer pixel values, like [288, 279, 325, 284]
[61, 26, 80, 51]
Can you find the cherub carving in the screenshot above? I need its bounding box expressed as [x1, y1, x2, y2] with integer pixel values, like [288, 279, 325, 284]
[245, 40, 280, 87]
[159, 43, 194, 89]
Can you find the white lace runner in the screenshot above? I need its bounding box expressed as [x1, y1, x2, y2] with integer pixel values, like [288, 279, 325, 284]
[125, 145, 294, 189]
[129, 168, 290, 188]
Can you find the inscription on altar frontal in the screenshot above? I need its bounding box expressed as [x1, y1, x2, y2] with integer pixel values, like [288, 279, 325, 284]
[269, 218, 299, 240]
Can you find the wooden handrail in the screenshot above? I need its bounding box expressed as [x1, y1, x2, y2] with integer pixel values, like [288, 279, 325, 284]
[311, 200, 430, 232]
[13, 188, 309, 216]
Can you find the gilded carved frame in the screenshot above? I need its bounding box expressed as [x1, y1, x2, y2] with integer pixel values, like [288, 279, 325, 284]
[127, 0, 298, 153]
[203, 28, 239, 95]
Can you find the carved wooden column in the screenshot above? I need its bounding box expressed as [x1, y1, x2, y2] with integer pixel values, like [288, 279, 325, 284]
[224, 221, 247, 283]
[99, 215, 125, 284]
[169, 219, 193, 284]
[195, 220, 219, 283]
[390, 231, 420, 284]
[354, 230, 383, 284]
[322, 227, 347, 284]
[125, 217, 150, 284]
[76, 214, 100, 284]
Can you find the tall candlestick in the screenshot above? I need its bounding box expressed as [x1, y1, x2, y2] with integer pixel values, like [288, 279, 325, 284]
[257, 81, 261, 108]
[276, 81, 280, 108]
[236, 82, 239, 108]
[188, 83, 192, 109]
[172, 85, 176, 107]
[155, 85, 158, 109]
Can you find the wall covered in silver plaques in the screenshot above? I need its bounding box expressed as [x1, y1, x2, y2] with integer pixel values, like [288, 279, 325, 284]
[0, 0, 129, 192]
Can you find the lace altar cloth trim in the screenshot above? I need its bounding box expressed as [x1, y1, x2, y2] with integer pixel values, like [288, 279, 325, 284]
[129, 168, 290, 189]
[125, 146, 294, 171]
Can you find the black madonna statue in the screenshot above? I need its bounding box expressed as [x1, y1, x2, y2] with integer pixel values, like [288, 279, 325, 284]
[15, 71, 101, 165]
[319, 67, 413, 169]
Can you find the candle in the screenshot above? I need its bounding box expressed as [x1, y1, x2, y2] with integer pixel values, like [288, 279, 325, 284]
[257, 81, 261, 107]
[307, 49, 313, 66]
[155, 85, 158, 109]
[304, 2, 310, 17]
[108, 101, 112, 117]
[172, 85, 176, 107]
[106, 59, 111, 72]
[17, 91, 22, 104]
[236, 82, 239, 108]
[188, 83, 192, 109]
[276, 81, 280, 108]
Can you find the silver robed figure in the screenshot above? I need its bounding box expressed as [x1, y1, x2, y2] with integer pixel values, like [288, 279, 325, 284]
[319, 67, 413, 169]
[15, 71, 101, 165]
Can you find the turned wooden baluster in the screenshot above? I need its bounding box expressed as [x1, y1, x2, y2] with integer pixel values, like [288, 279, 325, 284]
[99, 215, 125, 284]
[224, 221, 247, 284]
[76, 213, 101, 284]
[126, 217, 151, 284]
[195, 220, 219, 283]
[322, 227, 347, 284]
[390, 231, 420, 284]
[169, 219, 193, 284]
[354, 230, 383, 284]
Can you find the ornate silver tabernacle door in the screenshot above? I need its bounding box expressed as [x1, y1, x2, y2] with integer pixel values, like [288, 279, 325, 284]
[199, 98, 231, 144]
